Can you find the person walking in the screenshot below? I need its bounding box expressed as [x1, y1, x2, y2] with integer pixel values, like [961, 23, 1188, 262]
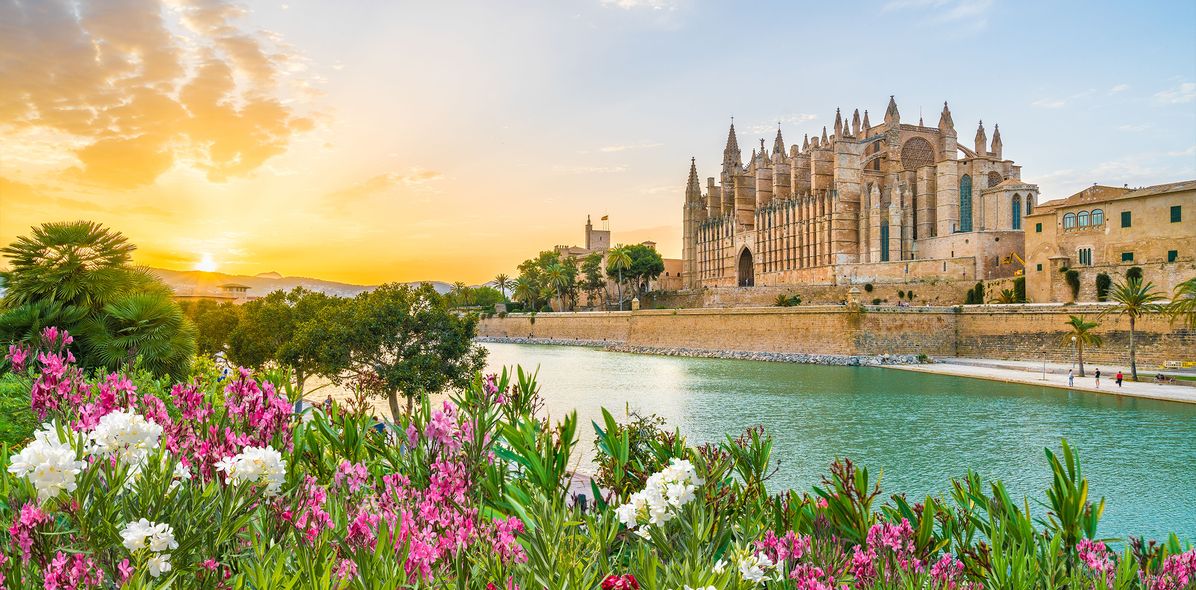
[1068, 369, 1074, 387]
[1116, 370, 1124, 387]
[1094, 368, 1101, 388]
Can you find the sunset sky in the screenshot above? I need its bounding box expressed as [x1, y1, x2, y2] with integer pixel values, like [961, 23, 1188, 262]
[2, 0, 1194, 285]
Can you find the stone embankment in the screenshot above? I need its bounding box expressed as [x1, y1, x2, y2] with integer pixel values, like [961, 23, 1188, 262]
[475, 336, 922, 366]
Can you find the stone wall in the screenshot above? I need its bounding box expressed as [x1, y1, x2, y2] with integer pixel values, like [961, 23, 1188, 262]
[478, 305, 1193, 367]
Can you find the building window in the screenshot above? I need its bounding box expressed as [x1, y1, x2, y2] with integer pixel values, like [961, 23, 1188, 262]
[1168, 250, 1178, 262]
[1026, 197, 1034, 215]
[959, 175, 973, 232]
[1063, 213, 1076, 228]
[1121, 252, 1134, 262]
[1012, 195, 1022, 230]
[1172, 205, 1183, 223]
[1035, 222, 1042, 233]
[1078, 211, 1090, 227]
[1121, 211, 1132, 227]
[1036, 263, 1043, 271]
[880, 223, 890, 262]
[1078, 247, 1093, 266]
[1091, 209, 1104, 225]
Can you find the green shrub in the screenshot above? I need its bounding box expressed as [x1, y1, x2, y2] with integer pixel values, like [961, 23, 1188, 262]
[972, 282, 985, 304]
[864, 283, 874, 293]
[897, 290, 905, 299]
[1095, 273, 1112, 301]
[1126, 266, 1143, 281]
[1065, 269, 1081, 300]
[871, 298, 882, 305]
[1013, 276, 1026, 302]
[0, 373, 36, 447]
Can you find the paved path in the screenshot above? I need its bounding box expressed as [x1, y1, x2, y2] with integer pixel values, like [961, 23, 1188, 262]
[888, 360, 1196, 404]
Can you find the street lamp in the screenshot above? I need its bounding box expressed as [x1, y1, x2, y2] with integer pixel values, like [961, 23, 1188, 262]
[1071, 336, 1077, 371]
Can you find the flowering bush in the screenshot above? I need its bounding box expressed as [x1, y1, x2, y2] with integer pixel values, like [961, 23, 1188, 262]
[0, 327, 1193, 589]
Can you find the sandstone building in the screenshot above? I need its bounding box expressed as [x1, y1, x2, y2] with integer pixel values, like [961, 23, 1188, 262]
[1025, 180, 1195, 302]
[681, 97, 1037, 290]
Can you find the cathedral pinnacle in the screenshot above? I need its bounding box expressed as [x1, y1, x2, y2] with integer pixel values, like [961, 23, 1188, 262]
[862, 109, 871, 130]
[820, 126, 828, 145]
[851, 108, 861, 136]
[773, 125, 785, 157]
[938, 101, 954, 131]
[833, 108, 843, 137]
[802, 134, 809, 151]
[974, 120, 987, 155]
[991, 124, 1003, 159]
[686, 157, 701, 200]
[884, 95, 900, 124]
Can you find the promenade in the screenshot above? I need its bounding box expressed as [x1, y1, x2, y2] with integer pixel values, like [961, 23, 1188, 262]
[889, 358, 1196, 404]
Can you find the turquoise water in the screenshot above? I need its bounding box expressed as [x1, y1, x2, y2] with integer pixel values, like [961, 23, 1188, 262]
[482, 342, 1196, 542]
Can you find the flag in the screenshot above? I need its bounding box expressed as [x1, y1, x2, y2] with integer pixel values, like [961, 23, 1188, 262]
[600, 215, 609, 221]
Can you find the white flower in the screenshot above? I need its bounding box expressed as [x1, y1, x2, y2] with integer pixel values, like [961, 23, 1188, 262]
[613, 458, 703, 532]
[7, 423, 86, 502]
[88, 410, 163, 467]
[738, 552, 775, 584]
[216, 445, 287, 495]
[712, 558, 727, 573]
[146, 552, 172, 578]
[121, 518, 155, 552]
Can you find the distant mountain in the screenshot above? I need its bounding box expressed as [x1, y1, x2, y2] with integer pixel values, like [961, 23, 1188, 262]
[149, 268, 453, 299]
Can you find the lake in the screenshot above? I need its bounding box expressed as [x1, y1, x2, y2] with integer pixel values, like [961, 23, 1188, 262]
[482, 341, 1196, 541]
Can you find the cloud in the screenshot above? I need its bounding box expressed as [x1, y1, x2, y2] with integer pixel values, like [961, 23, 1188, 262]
[1117, 123, 1149, 132]
[1109, 84, 1130, 93]
[1031, 98, 1067, 109]
[597, 141, 662, 153]
[0, 0, 318, 188]
[600, 0, 682, 10]
[553, 165, 627, 174]
[1167, 145, 1196, 157]
[326, 170, 445, 202]
[749, 113, 819, 135]
[1154, 82, 1196, 104]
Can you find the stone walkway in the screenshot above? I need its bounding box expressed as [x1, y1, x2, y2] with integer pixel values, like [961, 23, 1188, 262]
[888, 359, 1196, 404]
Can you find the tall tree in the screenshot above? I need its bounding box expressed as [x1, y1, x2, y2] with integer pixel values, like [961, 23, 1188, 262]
[317, 283, 486, 420]
[543, 263, 568, 311]
[606, 246, 632, 310]
[493, 273, 511, 300]
[1101, 277, 1164, 381]
[622, 243, 665, 299]
[1167, 277, 1196, 331]
[179, 299, 241, 355]
[227, 287, 341, 394]
[581, 253, 606, 310]
[1061, 315, 1102, 377]
[512, 276, 537, 312]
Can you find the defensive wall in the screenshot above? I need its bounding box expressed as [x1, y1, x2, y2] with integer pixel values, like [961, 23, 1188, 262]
[478, 305, 1193, 367]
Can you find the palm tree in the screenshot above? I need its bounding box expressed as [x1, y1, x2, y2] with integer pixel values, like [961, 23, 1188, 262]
[988, 289, 1018, 304]
[512, 277, 537, 311]
[1061, 315, 1102, 377]
[0, 220, 136, 309]
[1101, 277, 1165, 381]
[1167, 277, 1196, 331]
[493, 273, 511, 301]
[606, 246, 632, 311]
[543, 264, 567, 311]
[537, 285, 556, 313]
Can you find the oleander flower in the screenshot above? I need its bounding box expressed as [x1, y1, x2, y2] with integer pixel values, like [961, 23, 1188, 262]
[120, 518, 177, 553]
[7, 422, 86, 502]
[614, 458, 703, 533]
[146, 552, 172, 578]
[215, 445, 287, 495]
[738, 551, 775, 584]
[88, 409, 163, 467]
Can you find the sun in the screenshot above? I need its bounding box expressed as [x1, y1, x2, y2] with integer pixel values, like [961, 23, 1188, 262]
[195, 253, 219, 273]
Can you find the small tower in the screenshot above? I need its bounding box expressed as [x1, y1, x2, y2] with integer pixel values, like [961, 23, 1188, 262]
[833, 108, 843, 138]
[851, 109, 861, 137]
[884, 95, 900, 127]
[820, 126, 828, 146]
[772, 125, 786, 161]
[862, 110, 871, 134]
[802, 133, 809, 152]
[682, 157, 704, 288]
[991, 124, 1003, 159]
[975, 120, 987, 156]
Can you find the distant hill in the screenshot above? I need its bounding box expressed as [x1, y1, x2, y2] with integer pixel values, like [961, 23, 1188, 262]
[149, 268, 453, 299]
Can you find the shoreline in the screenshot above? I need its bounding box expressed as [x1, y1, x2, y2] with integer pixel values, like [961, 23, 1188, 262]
[476, 336, 1196, 405]
[475, 336, 921, 366]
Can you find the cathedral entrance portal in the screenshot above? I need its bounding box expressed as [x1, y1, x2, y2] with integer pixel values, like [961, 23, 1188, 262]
[737, 248, 754, 287]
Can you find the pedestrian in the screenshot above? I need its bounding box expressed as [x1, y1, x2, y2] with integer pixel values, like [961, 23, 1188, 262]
[323, 395, 334, 413]
[1116, 370, 1124, 387]
[1068, 369, 1074, 387]
[1094, 368, 1101, 388]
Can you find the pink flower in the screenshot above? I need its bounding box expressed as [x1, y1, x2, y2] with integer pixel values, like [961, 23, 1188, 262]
[334, 461, 370, 493]
[5, 344, 28, 372]
[42, 551, 103, 590]
[9, 503, 53, 563]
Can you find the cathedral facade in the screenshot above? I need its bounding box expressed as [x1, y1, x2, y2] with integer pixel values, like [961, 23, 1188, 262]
[681, 97, 1038, 290]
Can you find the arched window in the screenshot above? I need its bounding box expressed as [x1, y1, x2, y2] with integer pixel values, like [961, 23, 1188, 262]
[987, 171, 1003, 188]
[1012, 195, 1022, 230]
[1078, 211, 1090, 227]
[1063, 213, 1076, 229]
[1026, 196, 1034, 215]
[1091, 209, 1104, 225]
[959, 175, 973, 232]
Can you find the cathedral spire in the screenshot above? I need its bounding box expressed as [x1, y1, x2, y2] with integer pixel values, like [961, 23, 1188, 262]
[975, 120, 987, 155]
[852, 108, 861, 136]
[802, 133, 809, 152]
[862, 109, 871, 131]
[991, 124, 1003, 159]
[937, 101, 954, 131]
[833, 108, 843, 137]
[820, 126, 828, 145]
[722, 118, 742, 174]
[884, 95, 900, 125]
[724, 119, 740, 154]
[686, 157, 701, 201]
[773, 125, 785, 157]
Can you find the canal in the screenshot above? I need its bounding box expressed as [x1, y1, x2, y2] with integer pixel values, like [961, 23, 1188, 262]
[482, 341, 1196, 541]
